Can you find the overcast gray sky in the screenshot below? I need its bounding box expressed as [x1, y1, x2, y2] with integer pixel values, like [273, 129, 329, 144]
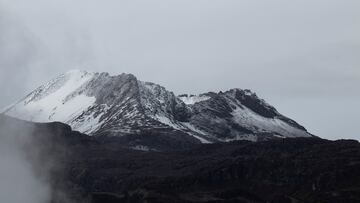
[0, 0, 359, 140]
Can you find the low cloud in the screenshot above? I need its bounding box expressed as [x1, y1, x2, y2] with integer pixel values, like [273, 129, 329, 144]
[0, 117, 50, 203]
[0, 116, 78, 203]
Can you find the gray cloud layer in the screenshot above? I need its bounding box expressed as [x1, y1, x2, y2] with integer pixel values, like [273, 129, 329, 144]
[0, 0, 359, 140]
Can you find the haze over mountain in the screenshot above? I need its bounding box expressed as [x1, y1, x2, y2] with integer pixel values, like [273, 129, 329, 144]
[0, 0, 359, 140]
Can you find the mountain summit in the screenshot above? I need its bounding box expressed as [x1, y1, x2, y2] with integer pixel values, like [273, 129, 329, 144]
[3, 70, 312, 145]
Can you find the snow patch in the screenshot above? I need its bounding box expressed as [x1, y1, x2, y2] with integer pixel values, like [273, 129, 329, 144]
[178, 95, 210, 105]
[232, 106, 311, 138]
[154, 115, 180, 129]
[190, 134, 212, 144]
[4, 69, 95, 123]
[180, 122, 212, 143]
[131, 145, 151, 151]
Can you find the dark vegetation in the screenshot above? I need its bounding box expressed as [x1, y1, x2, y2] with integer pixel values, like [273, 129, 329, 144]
[1, 115, 359, 203]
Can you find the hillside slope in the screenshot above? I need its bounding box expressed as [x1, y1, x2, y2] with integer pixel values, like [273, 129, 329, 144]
[0, 115, 358, 203]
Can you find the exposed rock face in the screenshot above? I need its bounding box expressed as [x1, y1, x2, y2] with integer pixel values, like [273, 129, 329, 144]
[3, 70, 312, 145]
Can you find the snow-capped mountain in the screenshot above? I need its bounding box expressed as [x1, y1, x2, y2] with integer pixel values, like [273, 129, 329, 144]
[3, 70, 312, 144]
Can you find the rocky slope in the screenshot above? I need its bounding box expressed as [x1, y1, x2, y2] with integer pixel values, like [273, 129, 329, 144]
[3, 70, 312, 144]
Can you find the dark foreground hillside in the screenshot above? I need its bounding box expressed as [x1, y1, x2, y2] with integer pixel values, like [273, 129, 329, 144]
[0, 115, 359, 203]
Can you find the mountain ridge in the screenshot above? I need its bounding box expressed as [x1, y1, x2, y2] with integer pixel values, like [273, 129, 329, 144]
[3, 69, 313, 146]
